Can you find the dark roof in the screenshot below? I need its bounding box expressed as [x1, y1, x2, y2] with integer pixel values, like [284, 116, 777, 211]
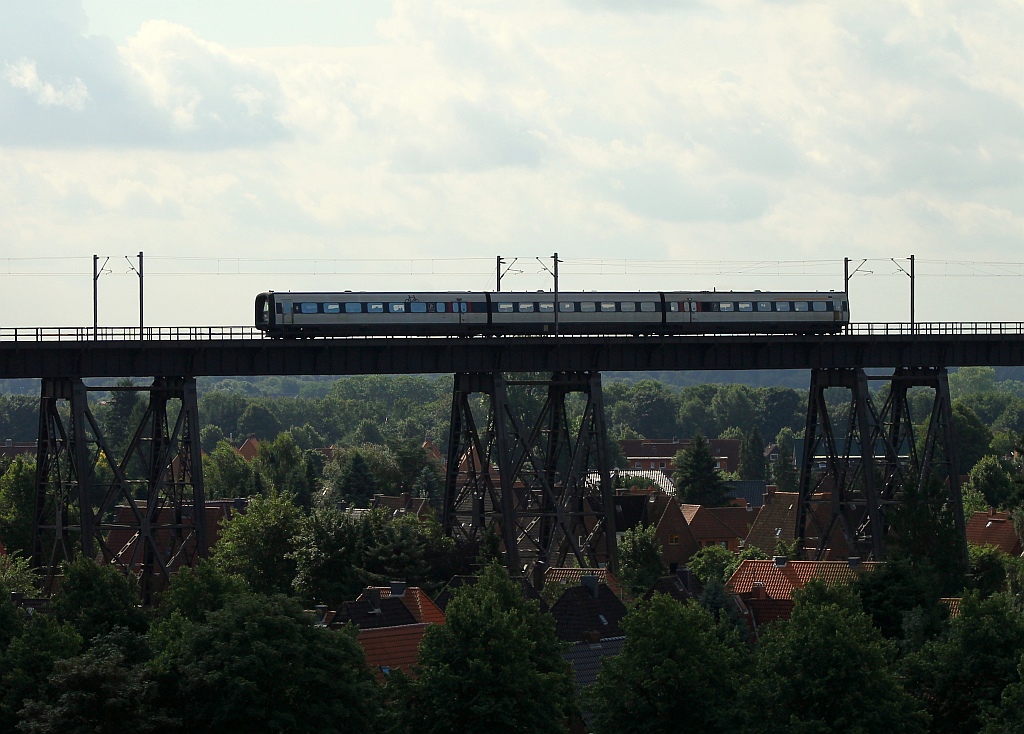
[331, 596, 417, 630]
[708, 505, 759, 539]
[724, 479, 768, 508]
[612, 494, 650, 532]
[550, 583, 628, 642]
[644, 571, 702, 602]
[563, 635, 626, 728]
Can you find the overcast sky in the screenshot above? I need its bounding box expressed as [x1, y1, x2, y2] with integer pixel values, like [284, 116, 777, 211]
[3, 0, 1024, 327]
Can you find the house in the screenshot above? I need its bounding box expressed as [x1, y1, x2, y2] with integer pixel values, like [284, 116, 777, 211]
[330, 592, 418, 630]
[236, 437, 260, 461]
[433, 574, 549, 614]
[680, 504, 745, 551]
[543, 567, 623, 601]
[726, 557, 879, 638]
[357, 582, 446, 625]
[358, 623, 431, 681]
[0, 440, 36, 460]
[643, 569, 703, 602]
[370, 493, 435, 520]
[549, 576, 628, 642]
[611, 489, 700, 571]
[743, 488, 852, 559]
[724, 479, 769, 508]
[618, 438, 740, 476]
[966, 509, 1022, 556]
[564, 635, 626, 733]
[707, 505, 760, 546]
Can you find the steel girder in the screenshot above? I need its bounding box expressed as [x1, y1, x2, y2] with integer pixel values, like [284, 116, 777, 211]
[32, 377, 207, 600]
[442, 371, 618, 578]
[796, 367, 966, 562]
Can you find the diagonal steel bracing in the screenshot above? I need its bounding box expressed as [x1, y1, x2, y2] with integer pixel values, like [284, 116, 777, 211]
[442, 372, 618, 579]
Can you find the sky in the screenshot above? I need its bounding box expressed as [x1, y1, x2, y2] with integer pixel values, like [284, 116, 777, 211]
[3, 0, 1024, 327]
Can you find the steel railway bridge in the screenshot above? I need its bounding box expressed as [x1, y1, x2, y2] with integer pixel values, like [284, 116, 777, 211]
[6, 322, 1024, 597]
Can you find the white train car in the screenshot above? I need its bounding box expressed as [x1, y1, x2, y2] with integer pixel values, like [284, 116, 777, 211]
[255, 290, 849, 337]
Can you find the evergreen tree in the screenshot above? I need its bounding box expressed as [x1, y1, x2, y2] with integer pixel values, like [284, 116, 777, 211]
[673, 434, 728, 506]
[0, 456, 35, 553]
[337, 452, 378, 507]
[739, 427, 766, 481]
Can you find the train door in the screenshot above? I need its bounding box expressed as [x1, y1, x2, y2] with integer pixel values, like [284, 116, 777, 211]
[280, 299, 293, 325]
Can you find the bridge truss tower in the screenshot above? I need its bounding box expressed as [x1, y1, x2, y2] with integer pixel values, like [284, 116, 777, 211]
[32, 376, 207, 600]
[795, 367, 967, 563]
[442, 371, 618, 581]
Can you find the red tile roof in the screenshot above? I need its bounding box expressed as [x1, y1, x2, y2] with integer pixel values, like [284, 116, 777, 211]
[965, 510, 1022, 555]
[236, 437, 259, 461]
[707, 506, 760, 539]
[357, 623, 429, 681]
[359, 587, 446, 625]
[726, 559, 880, 601]
[680, 504, 741, 544]
[544, 568, 623, 599]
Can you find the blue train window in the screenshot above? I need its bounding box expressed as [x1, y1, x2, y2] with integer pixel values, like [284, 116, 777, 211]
[519, 303, 534, 313]
[498, 303, 514, 313]
[559, 302, 575, 312]
[436, 302, 446, 312]
[345, 303, 362, 313]
[794, 302, 808, 312]
[368, 303, 384, 313]
[390, 303, 406, 313]
[738, 302, 753, 312]
[812, 301, 827, 312]
[539, 302, 554, 313]
[668, 302, 679, 312]
[719, 302, 735, 312]
[757, 302, 772, 311]
[776, 302, 790, 312]
[410, 302, 427, 313]
[640, 302, 656, 312]
[324, 303, 341, 314]
[580, 302, 596, 312]
[300, 303, 318, 314]
[621, 302, 636, 312]
[600, 302, 616, 312]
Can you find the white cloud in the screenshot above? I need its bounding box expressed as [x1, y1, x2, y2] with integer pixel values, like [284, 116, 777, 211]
[4, 58, 90, 109]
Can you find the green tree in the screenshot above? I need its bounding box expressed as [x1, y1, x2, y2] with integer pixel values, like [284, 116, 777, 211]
[983, 658, 1024, 734]
[328, 451, 378, 508]
[949, 367, 997, 398]
[155, 560, 249, 624]
[203, 440, 265, 499]
[852, 552, 947, 651]
[617, 524, 665, 598]
[965, 455, 1015, 509]
[0, 551, 37, 597]
[888, 475, 966, 595]
[237, 402, 282, 440]
[587, 594, 746, 734]
[952, 401, 994, 476]
[903, 592, 1024, 734]
[742, 581, 928, 734]
[97, 379, 144, 459]
[199, 424, 225, 454]
[213, 493, 301, 596]
[0, 615, 81, 731]
[968, 543, 1011, 598]
[290, 506, 364, 604]
[0, 456, 35, 554]
[739, 427, 766, 481]
[770, 445, 798, 492]
[152, 592, 380, 733]
[48, 557, 148, 645]
[673, 434, 728, 506]
[399, 563, 575, 734]
[687, 544, 735, 586]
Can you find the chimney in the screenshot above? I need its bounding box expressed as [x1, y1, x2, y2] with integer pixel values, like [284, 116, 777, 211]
[364, 588, 381, 612]
[581, 574, 599, 599]
[4, 438, 11, 447]
[848, 557, 861, 569]
[582, 630, 601, 644]
[390, 580, 406, 597]
[773, 556, 787, 568]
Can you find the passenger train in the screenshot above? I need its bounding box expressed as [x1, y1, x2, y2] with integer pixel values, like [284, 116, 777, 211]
[255, 290, 850, 337]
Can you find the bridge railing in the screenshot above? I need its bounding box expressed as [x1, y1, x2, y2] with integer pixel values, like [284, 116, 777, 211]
[3, 322, 1024, 341]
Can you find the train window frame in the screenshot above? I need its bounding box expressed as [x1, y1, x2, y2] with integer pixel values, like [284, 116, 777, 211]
[600, 302, 616, 312]
[344, 303, 362, 314]
[539, 302, 554, 313]
[519, 303, 534, 313]
[669, 302, 679, 312]
[324, 303, 341, 314]
[300, 302, 318, 314]
[776, 302, 790, 312]
[389, 303, 406, 313]
[498, 303, 514, 313]
[621, 302, 636, 312]
[738, 302, 753, 312]
[436, 302, 446, 312]
[368, 303, 384, 313]
[640, 302, 657, 312]
[410, 302, 427, 313]
[719, 302, 735, 312]
[794, 302, 809, 312]
[580, 302, 596, 313]
[812, 301, 827, 312]
[757, 302, 772, 312]
[559, 302, 575, 313]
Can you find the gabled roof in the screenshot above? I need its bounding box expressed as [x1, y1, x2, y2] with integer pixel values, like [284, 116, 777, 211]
[744, 491, 799, 553]
[563, 635, 626, 728]
[331, 596, 417, 630]
[544, 567, 623, 600]
[357, 623, 430, 681]
[644, 572, 701, 602]
[236, 437, 259, 461]
[360, 587, 446, 625]
[707, 506, 759, 540]
[680, 504, 740, 542]
[724, 479, 768, 508]
[550, 583, 628, 642]
[966, 510, 1022, 555]
[612, 494, 650, 532]
[726, 559, 880, 601]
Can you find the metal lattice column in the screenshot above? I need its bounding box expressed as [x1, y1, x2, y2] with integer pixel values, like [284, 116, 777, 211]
[442, 371, 617, 578]
[32, 377, 207, 599]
